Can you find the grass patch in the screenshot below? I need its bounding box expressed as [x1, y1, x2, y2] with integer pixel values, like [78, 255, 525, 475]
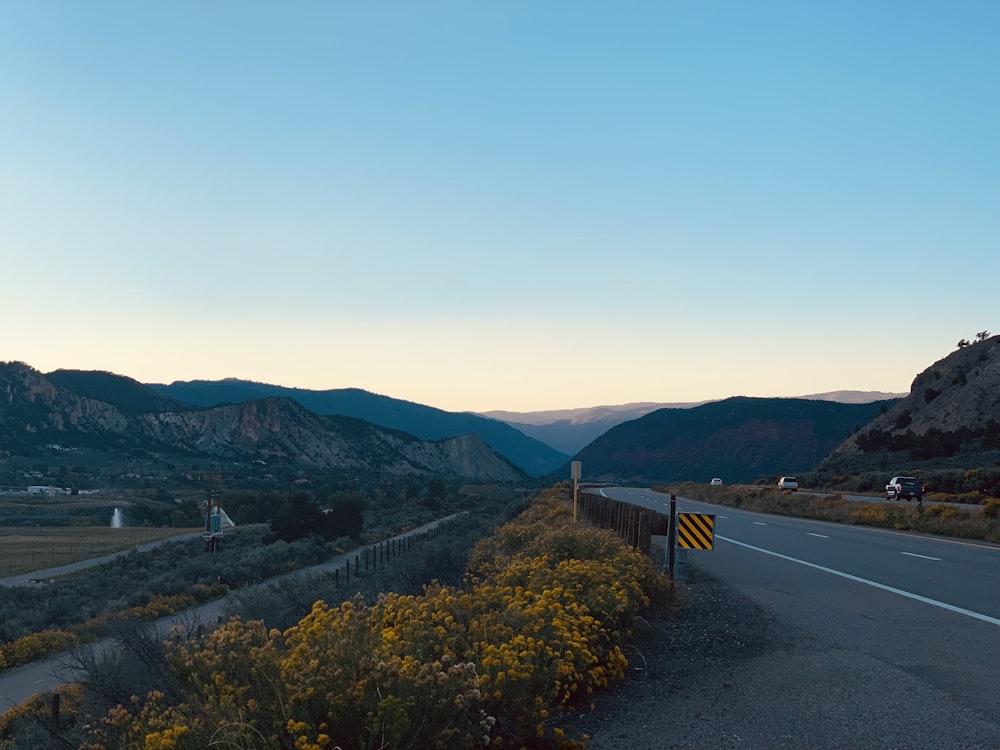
[0, 526, 199, 578]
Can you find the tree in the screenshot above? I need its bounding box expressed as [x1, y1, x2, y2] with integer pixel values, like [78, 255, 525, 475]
[975, 330, 991, 342]
[957, 338, 971, 348]
[264, 493, 364, 544]
[263, 494, 327, 544]
[324, 496, 364, 540]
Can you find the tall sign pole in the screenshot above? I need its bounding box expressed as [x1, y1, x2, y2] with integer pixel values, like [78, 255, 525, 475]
[571, 461, 581, 522]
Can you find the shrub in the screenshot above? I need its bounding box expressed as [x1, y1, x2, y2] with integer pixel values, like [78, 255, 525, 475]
[0, 684, 84, 748]
[851, 504, 890, 526]
[926, 504, 958, 520]
[0, 629, 78, 669]
[71, 488, 668, 749]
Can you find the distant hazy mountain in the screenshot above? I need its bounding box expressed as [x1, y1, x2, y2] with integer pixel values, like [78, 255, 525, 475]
[485, 391, 905, 456]
[796, 390, 907, 404]
[0, 363, 526, 482]
[481, 403, 701, 455]
[149, 379, 569, 477]
[567, 396, 898, 484]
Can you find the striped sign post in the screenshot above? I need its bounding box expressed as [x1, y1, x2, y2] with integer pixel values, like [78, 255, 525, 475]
[676, 512, 716, 550]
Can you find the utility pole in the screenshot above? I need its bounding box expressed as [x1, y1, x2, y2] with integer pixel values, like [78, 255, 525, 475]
[204, 472, 223, 553]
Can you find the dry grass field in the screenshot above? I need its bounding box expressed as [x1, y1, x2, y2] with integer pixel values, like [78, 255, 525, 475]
[0, 526, 201, 578]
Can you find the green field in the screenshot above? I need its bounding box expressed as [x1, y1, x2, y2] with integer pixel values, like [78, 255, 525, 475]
[0, 526, 202, 578]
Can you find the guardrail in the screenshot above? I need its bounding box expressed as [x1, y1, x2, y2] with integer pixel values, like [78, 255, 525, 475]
[578, 489, 668, 556]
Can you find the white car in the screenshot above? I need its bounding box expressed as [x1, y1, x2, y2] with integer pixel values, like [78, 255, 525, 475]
[710, 478, 723, 486]
[777, 476, 798, 491]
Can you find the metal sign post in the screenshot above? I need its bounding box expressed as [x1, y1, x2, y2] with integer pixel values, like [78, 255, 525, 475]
[667, 494, 677, 580]
[571, 461, 581, 522]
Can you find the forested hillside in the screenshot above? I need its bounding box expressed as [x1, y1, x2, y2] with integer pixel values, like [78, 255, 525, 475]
[573, 396, 896, 484]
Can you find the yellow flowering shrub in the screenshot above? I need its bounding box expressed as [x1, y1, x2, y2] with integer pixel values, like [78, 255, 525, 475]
[851, 503, 890, 525]
[0, 583, 231, 672]
[79, 691, 201, 750]
[465, 568, 625, 744]
[0, 684, 83, 745]
[66, 485, 670, 750]
[166, 617, 288, 745]
[280, 595, 492, 749]
[926, 503, 959, 519]
[0, 628, 79, 669]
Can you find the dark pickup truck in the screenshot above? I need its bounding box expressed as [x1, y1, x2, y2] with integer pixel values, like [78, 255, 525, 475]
[886, 476, 924, 502]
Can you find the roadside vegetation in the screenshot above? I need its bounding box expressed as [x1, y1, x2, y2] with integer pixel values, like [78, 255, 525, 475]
[662, 482, 1000, 543]
[0, 476, 521, 672]
[0, 485, 672, 749]
[801, 465, 1000, 501]
[0, 526, 314, 671]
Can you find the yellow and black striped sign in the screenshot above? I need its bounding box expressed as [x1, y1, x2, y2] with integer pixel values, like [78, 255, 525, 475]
[676, 513, 715, 550]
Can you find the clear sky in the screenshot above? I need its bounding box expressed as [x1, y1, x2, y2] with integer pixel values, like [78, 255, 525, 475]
[2, 2, 997, 413]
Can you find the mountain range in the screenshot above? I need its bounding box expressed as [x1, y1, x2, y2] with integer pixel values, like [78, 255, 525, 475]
[145, 378, 568, 476]
[0, 363, 524, 482]
[145, 380, 904, 474]
[482, 390, 904, 455]
[4, 335, 996, 487]
[569, 396, 897, 484]
[568, 335, 1000, 484]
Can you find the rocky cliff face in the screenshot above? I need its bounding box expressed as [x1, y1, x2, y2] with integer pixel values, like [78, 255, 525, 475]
[0, 362, 524, 482]
[0, 362, 129, 443]
[819, 336, 1000, 474]
[835, 335, 1000, 454]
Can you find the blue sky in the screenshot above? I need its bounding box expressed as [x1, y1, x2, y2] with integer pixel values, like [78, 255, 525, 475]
[3, 2, 997, 412]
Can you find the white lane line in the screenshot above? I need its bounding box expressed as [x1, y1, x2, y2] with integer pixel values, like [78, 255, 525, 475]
[901, 552, 942, 561]
[753, 522, 767, 526]
[807, 533, 830, 539]
[718, 535, 1000, 627]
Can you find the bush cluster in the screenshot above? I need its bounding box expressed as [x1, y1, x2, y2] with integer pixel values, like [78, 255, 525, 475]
[856, 420, 1000, 459]
[43, 487, 670, 749]
[0, 528, 337, 671]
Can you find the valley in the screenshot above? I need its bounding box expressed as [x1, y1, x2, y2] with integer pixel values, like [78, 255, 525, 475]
[1, 335, 999, 747]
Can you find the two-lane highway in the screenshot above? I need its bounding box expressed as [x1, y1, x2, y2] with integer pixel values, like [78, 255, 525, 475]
[601, 486, 1000, 624]
[593, 487, 1000, 745]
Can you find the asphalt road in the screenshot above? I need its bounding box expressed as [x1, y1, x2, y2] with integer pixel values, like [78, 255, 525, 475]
[596, 486, 1000, 747]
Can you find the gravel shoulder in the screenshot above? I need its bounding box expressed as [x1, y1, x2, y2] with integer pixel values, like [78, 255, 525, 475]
[573, 570, 1000, 750]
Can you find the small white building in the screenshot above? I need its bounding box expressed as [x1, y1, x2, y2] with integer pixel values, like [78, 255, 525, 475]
[26, 485, 72, 496]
